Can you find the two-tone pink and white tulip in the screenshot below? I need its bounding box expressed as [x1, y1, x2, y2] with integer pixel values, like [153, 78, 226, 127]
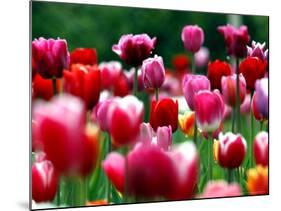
[247, 41, 268, 61]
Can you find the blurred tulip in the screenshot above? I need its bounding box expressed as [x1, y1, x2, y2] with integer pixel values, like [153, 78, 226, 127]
[70, 48, 97, 66]
[239, 57, 266, 90]
[181, 25, 204, 53]
[155, 125, 172, 150]
[112, 72, 130, 97]
[63, 64, 101, 110]
[107, 95, 144, 147]
[254, 131, 268, 166]
[99, 61, 122, 90]
[32, 160, 59, 203]
[247, 165, 268, 195]
[182, 74, 210, 110]
[194, 90, 225, 133]
[200, 181, 241, 198]
[207, 60, 232, 90]
[221, 74, 246, 107]
[112, 34, 156, 66]
[240, 93, 251, 115]
[217, 24, 250, 58]
[125, 68, 144, 92]
[91, 99, 112, 131]
[195, 47, 210, 67]
[162, 74, 181, 96]
[252, 78, 268, 121]
[32, 120, 43, 152]
[149, 98, 178, 132]
[141, 55, 165, 89]
[247, 41, 268, 61]
[172, 54, 190, 73]
[32, 37, 70, 79]
[223, 105, 232, 120]
[178, 111, 195, 137]
[217, 132, 247, 169]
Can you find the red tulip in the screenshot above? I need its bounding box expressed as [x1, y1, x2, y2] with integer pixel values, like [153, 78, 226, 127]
[239, 57, 266, 90]
[32, 160, 59, 203]
[70, 48, 97, 66]
[218, 132, 247, 169]
[200, 181, 242, 198]
[254, 131, 268, 166]
[113, 72, 129, 97]
[172, 54, 190, 73]
[63, 64, 101, 110]
[207, 60, 232, 90]
[149, 98, 178, 132]
[32, 37, 70, 79]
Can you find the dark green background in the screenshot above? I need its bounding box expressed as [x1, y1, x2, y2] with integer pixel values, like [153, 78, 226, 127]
[32, 1, 269, 69]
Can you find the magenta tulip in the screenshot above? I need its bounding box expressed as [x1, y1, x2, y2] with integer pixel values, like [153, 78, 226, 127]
[254, 131, 268, 166]
[91, 99, 112, 131]
[181, 25, 204, 53]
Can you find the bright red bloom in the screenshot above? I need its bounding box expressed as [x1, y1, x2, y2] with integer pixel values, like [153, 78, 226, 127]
[239, 57, 266, 90]
[113, 72, 130, 97]
[254, 131, 268, 167]
[70, 48, 97, 66]
[172, 54, 190, 73]
[32, 160, 59, 203]
[149, 98, 178, 132]
[207, 60, 232, 90]
[63, 64, 101, 110]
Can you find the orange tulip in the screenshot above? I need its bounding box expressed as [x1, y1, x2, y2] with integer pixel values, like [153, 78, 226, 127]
[178, 111, 195, 137]
[247, 165, 268, 195]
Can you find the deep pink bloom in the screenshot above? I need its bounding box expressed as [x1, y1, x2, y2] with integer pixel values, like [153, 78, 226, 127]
[221, 74, 246, 107]
[99, 61, 122, 90]
[32, 160, 59, 202]
[254, 131, 268, 166]
[252, 78, 268, 121]
[32, 37, 70, 79]
[112, 34, 156, 66]
[201, 181, 242, 198]
[217, 24, 250, 58]
[91, 99, 112, 131]
[195, 47, 210, 67]
[240, 93, 251, 115]
[182, 74, 211, 110]
[247, 41, 268, 61]
[107, 95, 144, 147]
[218, 132, 247, 169]
[181, 25, 204, 53]
[141, 55, 165, 89]
[194, 90, 225, 132]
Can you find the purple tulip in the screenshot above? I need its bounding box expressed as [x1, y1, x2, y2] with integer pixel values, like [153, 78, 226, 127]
[195, 47, 210, 67]
[252, 78, 268, 121]
[141, 55, 165, 89]
[181, 25, 204, 53]
[112, 34, 156, 67]
[247, 41, 268, 61]
[182, 74, 211, 110]
[32, 37, 70, 79]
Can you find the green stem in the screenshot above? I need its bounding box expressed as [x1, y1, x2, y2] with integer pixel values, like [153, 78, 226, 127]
[84, 177, 88, 205]
[235, 58, 241, 133]
[260, 121, 264, 131]
[250, 91, 254, 168]
[52, 76, 57, 95]
[56, 180, 60, 206]
[155, 88, 159, 102]
[133, 68, 138, 97]
[191, 53, 196, 74]
[193, 115, 198, 147]
[227, 169, 234, 183]
[231, 109, 236, 133]
[207, 133, 213, 181]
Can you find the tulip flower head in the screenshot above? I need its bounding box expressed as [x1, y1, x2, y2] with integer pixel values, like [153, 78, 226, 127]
[32, 37, 70, 79]
[172, 54, 190, 72]
[247, 41, 268, 61]
[91, 99, 112, 131]
[252, 78, 268, 121]
[99, 61, 122, 90]
[181, 25, 204, 53]
[70, 48, 97, 66]
[195, 47, 210, 67]
[254, 131, 268, 166]
[112, 34, 156, 66]
[178, 111, 195, 137]
[247, 165, 268, 195]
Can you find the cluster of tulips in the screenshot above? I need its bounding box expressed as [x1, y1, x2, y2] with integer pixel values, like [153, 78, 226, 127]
[31, 23, 269, 208]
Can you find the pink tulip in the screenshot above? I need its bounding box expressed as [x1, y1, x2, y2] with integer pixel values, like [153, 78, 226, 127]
[181, 25, 204, 53]
[218, 132, 247, 169]
[156, 125, 172, 150]
[200, 180, 242, 198]
[221, 74, 246, 107]
[91, 99, 112, 131]
[252, 78, 268, 121]
[112, 34, 156, 66]
[194, 90, 225, 132]
[141, 55, 165, 89]
[247, 41, 268, 61]
[240, 93, 251, 115]
[195, 47, 210, 67]
[182, 74, 211, 110]
[99, 61, 122, 90]
[254, 131, 268, 166]
[32, 37, 70, 79]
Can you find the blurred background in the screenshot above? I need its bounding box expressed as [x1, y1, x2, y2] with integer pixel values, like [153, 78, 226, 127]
[32, 1, 269, 69]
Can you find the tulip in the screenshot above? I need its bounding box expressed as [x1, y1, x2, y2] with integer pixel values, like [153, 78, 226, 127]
[200, 181, 241, 198]
[254, 131, 268, 166]
[32, 160, 59, 203]
[70, 48, 97, 66]
[155, 125, 172, 150]
[32, 37, 70, 79]
[112, 72, 130, 97]
[91, 99, 112, 131]
[247, 165, 268, 195]
[107, 95, 144, 147]
[99, 61, 122, 90]
[195, 47, 210, 67]
[239, 57, 266, 91]
[240, 93, 251, 115]
[217, 132, 247, 169]
[161, 74, 181, 96]
[141, 55, 165, 89]
[182, 74, 211, 110]
[125, 68, 144, 92]
[221, 74, 246, 107]
[149, 98, 178, 132]
[181, 25, 204, 53]
[247, 41, 268, 61]
[194, 90, 225, 133]
[32, 120, 43, 152]
[112, 34, 156, 67]
[217, 24, 250, 58]
[178, 111, 195, 137]
[252, 78, 268, 121]
[172, 54, 190, 73]
[207, 60, 232, 91]
[63, 64, 101, 110]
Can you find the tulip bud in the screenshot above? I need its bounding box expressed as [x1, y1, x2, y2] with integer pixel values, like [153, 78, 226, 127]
[178, 111, 195, 137]
[181, 25, 204, 53]
[32, 160, 59, 203]
[195, 47, 210, 67]
[70, 48, 97, 66]
[252, 78, 268, 121]
[247, 165, 268, 195]
[32, 37, 70, 79]
[156, 125, 172, 150]
[194, 90, 225, 133]
[218, 132, 247, 169]
[221, 74, 246, 107]
[141, 55, 165, 89]
[254, 131, 268, 166]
